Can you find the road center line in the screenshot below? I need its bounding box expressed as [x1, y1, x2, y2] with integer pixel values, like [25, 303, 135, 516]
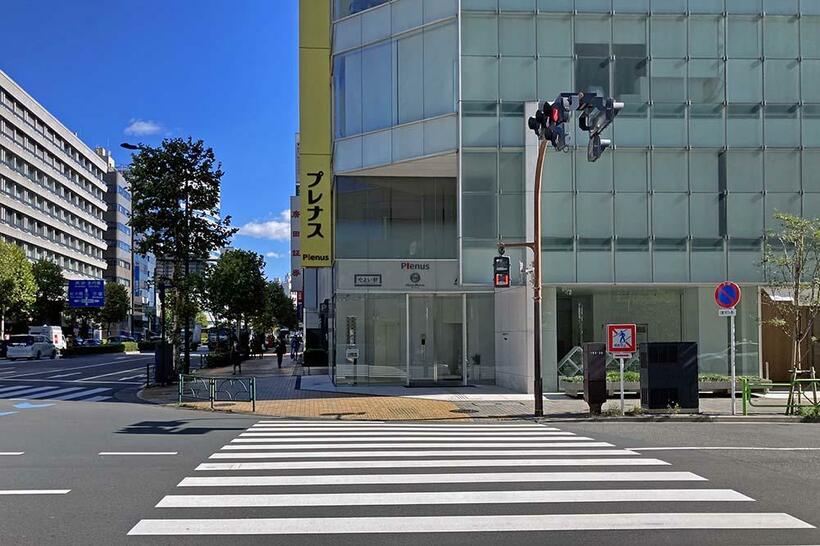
[0, 490, 70, 495]
[79, 368, 146, 382]
[99, 452, 178, 456]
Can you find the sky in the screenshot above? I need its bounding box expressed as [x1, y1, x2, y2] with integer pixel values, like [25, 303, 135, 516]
[0, 0, 299, 281]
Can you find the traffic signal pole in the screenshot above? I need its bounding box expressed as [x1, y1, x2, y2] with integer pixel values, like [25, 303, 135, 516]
[532, 137, 547, 417]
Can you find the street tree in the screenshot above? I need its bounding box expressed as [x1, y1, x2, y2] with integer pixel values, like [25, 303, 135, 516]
[99, 282, 131, 337]
[268, 280, 298, 331]
[203, 249, 267, 329]
[31, 260, 66, 326]
[125, 137, 236, 372]
[762, 212, 820, 374]
[0, 240, 36, 336]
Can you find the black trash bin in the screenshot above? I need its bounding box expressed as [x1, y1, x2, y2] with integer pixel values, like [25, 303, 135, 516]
[154, 342, 173, 385]
[640, 342, 699, 413]
[583, 342, 607, 415]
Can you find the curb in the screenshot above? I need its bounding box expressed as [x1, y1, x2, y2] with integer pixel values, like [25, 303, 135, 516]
[536, 415, 802, 423]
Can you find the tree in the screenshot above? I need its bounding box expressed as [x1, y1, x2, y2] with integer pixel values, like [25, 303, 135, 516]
[269, 281, 298, 331]
[0, 240, 36, 336]
[31, 260, 66, 326]
[762, 212, 820, 373]
[203, 249, 267, 327]
[126, 137, 237, 372]
[99, 282, 131, 337]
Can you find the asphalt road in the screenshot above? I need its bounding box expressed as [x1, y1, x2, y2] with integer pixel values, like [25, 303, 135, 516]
[1, 376, 820, 545]
[0, 352, 155, 404]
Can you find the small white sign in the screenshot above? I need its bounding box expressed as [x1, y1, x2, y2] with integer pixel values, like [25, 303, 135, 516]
[345, 347, 360, 361]
[719, 308, 737, 317]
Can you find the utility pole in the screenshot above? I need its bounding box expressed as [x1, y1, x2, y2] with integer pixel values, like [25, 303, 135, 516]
[183, 177, 191, 375]
[497, 92, 623, 418]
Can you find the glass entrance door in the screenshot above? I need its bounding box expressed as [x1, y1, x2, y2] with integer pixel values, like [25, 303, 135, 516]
[408, 295, 463, 385]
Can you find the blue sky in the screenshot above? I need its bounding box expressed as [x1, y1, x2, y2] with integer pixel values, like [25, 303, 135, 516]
[0, 0, 299, 281]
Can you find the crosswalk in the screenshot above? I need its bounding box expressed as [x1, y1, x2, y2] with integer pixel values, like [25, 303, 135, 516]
[128, 420, 814, 540]
[0, 384, 112, 402]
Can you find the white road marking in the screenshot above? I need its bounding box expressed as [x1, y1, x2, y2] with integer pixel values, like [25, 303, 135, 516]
[230, 436, 596, 444]
[221, 442, 615, 450]
[23, 387, 85, 399]
[48, 372, 82, 379]
[128, 512, 813, 535]
[81, 395, 112, 402]
[0, 490, 70, 495]
[157, 488, 751, 508]
[11, 357, 152, 378]
[1, 386, 65, 398]
[0, 452, 23, 456]
[251, 421, 546, 428]
[248, 426, 563, 432]
[177, 471, 706, 487]
[209, 449, 640, 459]
[100, 452, 178, 456]
[119, 375, 145, 381]
[79, 368, 145, 382]
[239, 431, 575, 438]
[195, 458, 670, 471]
[630, 446, 820, 451]
[52, 388, 111, 401]
[0, 385, 31, 393]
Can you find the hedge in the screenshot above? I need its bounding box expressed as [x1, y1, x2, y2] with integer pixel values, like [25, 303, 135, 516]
[123, 341, 139, 352]
[62, 344, 125, 357]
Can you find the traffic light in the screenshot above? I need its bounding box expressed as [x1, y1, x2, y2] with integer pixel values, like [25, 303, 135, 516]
[493, 255, 511, 288]
[527, 96, 574, 151]
[577, 92, 623, 162]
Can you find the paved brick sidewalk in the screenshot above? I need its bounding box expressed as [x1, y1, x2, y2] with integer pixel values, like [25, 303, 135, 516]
[140, 355, 466, 421]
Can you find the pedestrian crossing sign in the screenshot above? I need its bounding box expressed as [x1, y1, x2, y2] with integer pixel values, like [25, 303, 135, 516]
[607, 323, 637, 356]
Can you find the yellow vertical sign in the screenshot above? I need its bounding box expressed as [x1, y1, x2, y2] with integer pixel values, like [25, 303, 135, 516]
[299, 0, 332, 267]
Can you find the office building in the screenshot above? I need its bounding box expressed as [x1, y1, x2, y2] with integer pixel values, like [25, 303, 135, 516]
[304, 0, 820, 390]
[0, 69, 108, 280]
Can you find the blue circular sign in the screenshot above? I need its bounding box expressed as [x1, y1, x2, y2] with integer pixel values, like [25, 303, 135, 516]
[715, 281, 742, 309]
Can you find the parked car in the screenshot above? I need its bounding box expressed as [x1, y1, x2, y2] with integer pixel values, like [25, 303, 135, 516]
[107, 335, 135, 344]
[76, 338, 101, 347]
[6, 334, 57, 360]
[28, 325, 66, 350]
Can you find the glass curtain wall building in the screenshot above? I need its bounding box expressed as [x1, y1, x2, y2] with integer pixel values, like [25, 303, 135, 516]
[327, 0, 820, 390]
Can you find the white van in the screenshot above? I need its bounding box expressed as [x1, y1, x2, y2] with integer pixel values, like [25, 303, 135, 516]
[7, 334, 58, 360]
[29, 325, 65, 350]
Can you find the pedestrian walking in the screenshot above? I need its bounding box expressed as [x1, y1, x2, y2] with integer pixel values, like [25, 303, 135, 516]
[290, 335, 300, 360]
[275, 337, 286, 368]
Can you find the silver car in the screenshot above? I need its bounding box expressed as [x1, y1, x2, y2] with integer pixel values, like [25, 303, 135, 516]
[6, 334, 58, 361]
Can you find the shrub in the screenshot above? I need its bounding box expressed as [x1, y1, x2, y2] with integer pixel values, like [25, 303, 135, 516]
[601, 403, 624, 417]
[62, 344, 125, 357]
[799, 406, 820, 423]
[205, 351, 234, 368]
[123, 341, 139, 352]
[606, 371, 640, 383]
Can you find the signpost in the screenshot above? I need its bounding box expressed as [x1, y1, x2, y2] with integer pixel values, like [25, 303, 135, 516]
[68, 280, 105, 308]
[714, 281, 742, 415]
[606, 323, 637, 413]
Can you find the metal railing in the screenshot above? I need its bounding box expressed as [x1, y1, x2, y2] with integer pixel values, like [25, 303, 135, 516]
[177, 374, 256, 412]
[741, 377, 820, 416]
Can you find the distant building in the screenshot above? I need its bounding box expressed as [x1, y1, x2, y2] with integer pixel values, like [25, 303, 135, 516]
[0, 69, 108, 280]
[96, 148, 133, 336]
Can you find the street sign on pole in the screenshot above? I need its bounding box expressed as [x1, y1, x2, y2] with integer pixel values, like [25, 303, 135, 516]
[607, 323, 637, 413]
[714, 282, 742, 415]
[68, 280, 105, 308]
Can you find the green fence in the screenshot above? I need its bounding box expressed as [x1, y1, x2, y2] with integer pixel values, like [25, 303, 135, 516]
[741, 377, 820, 416]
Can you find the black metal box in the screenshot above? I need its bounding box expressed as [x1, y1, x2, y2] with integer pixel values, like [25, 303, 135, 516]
[640, 342, 699, 412]
[583, 342, 607, 414]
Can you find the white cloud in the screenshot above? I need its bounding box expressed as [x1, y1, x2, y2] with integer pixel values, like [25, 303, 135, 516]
[265, 252, 285, 259]
[124, 118, 163, 136]
[238, 210, 291, 241]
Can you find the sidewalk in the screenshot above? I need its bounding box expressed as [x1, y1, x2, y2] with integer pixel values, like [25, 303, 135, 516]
[139, 354, 468, 421]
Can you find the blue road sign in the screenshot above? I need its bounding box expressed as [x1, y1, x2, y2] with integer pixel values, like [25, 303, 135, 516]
[714, 281, 742, 309]
[68, 280, 105, 308]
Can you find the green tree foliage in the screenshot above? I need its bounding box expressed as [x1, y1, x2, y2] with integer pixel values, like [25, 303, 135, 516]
[203, 249, 267, 326]
[99, 282, 131, 337]
[126, 137, 236, 371]
[762, 212, 820, 370]
[0, 240, 36, 335]
[31, 260, 66, 325]
[268, 281, 298, 331]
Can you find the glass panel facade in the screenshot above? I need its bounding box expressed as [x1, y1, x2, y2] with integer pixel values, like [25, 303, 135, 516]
[335, 177, 457, 259]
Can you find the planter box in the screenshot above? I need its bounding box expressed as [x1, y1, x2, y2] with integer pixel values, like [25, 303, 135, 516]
[560, 379, 640, 398]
